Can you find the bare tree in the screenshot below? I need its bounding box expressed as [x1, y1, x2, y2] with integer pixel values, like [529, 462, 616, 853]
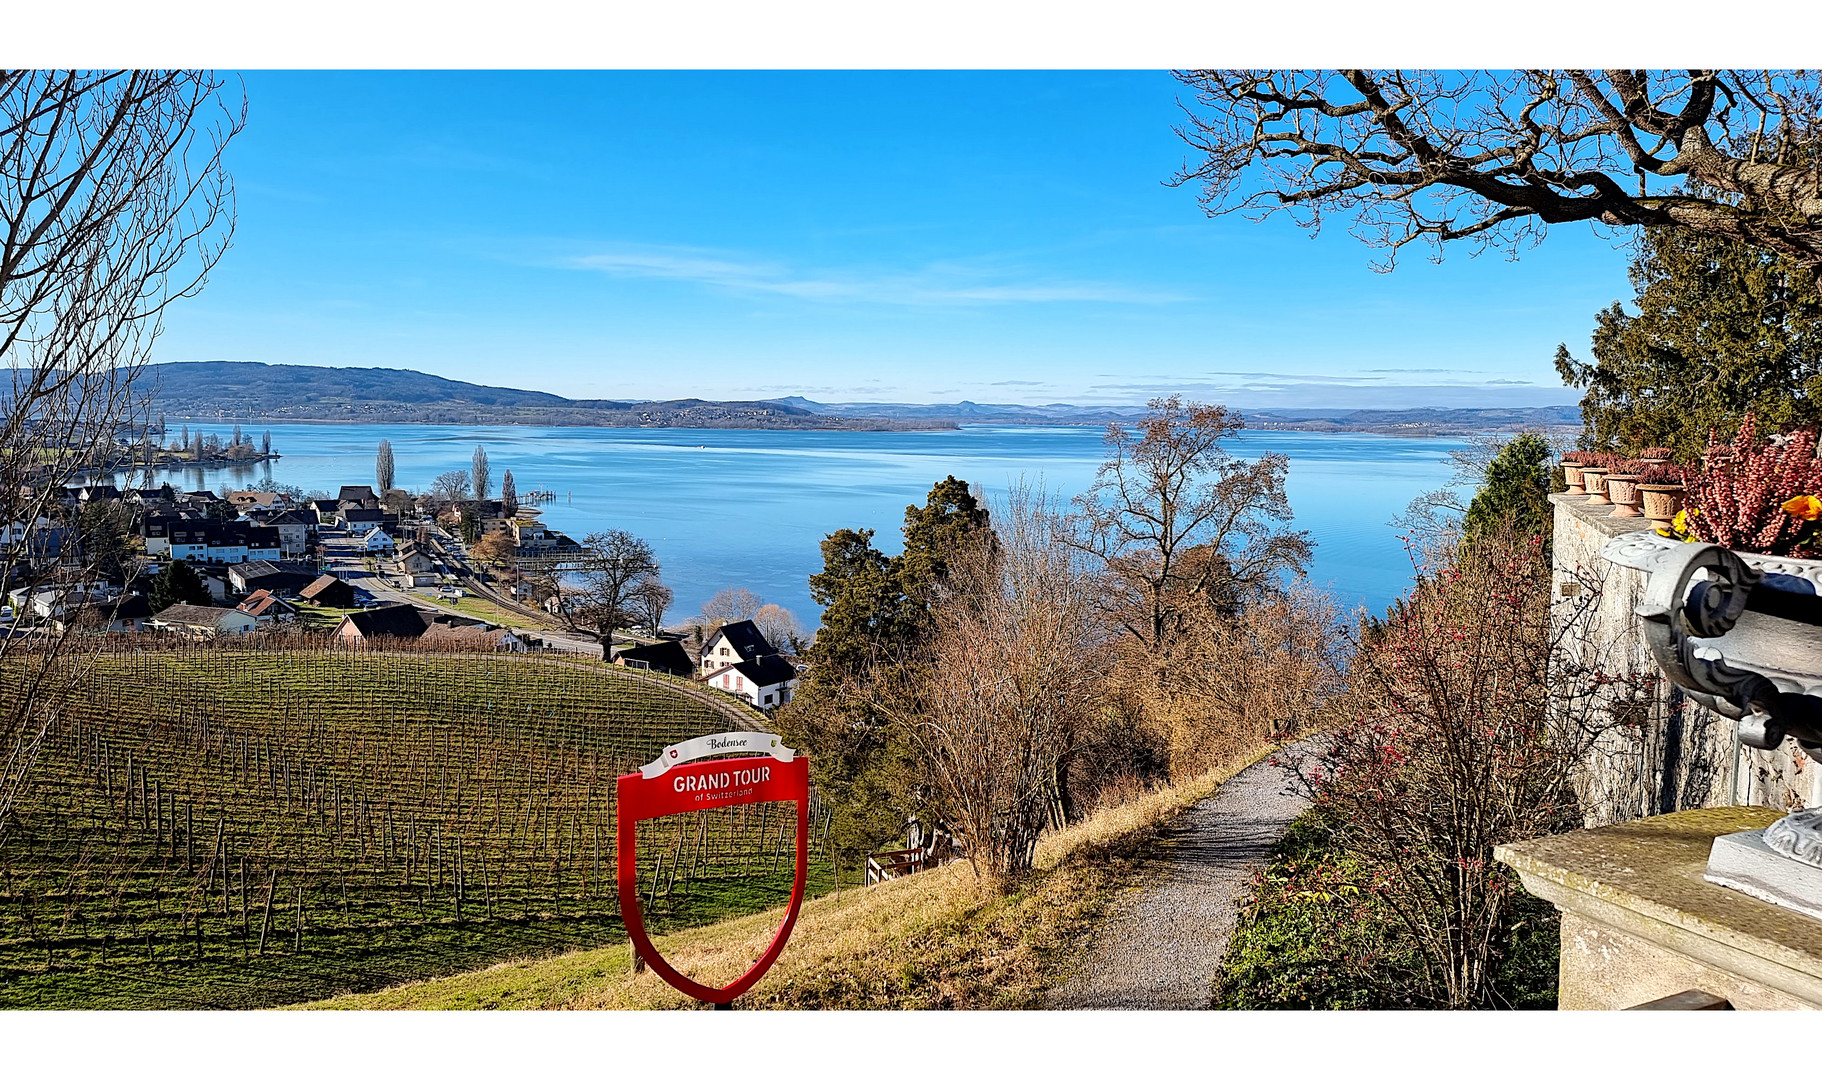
[1391, 430, 1576, 551]
[428, 468, 470, 505]
[629, 571, 672, 635]
[700, 586, 763, 627]
[882, 482, 1104, 888]
[0, 69, 239, 846]
[374, 438, 394, 494]
[1068, 395, 1311, 654]
[471, 445, 490, 502]
[1174, 70, 1822, 279]
[752, 602, 803, 655]
[548, 529, 659, 659]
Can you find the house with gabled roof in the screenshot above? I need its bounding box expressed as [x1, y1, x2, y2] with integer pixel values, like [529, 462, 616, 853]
[335, 603, 432, 643]
[299, 573, 355, 608]
[228, 560, 318, 596]
[236, 589, 299, 625]
[614, 639, 694, 678]
[53, 592, 152, 634]
[250, 508, 316, 558]
[698, 619, 780, 675]
[702, 654, 798, 709]
[337, 485, 379, 509]
[391, 541, 437, 586]
[148, 603, 258, 638]
[696, 619, 797, 709]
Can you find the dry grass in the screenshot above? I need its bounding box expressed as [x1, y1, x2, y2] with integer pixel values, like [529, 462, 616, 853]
[298, 743, 1278, 1011]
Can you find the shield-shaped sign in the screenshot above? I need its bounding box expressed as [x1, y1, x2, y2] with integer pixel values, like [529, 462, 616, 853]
[617, 731, 808, 1005]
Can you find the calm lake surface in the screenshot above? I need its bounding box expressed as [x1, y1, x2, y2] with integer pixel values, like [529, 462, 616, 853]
[134, 423, 1463, 623]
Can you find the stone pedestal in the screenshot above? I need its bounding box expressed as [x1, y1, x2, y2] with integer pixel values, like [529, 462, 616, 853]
[1496, 807, 1822, 1009]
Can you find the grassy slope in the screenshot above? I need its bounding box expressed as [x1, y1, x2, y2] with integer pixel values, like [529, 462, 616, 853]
[302, 744, 1279, 1010]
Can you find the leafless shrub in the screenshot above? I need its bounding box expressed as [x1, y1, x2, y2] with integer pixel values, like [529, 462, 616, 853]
[1295, 525, 1640, 1007]
[881, 483, 1106, 889]
[1113, 582, 1347, 779]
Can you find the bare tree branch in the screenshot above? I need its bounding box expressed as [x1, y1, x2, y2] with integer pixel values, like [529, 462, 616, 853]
[1173, 70, 1822, 278]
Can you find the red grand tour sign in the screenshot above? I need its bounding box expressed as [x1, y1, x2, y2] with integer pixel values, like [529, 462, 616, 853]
[617, 732, 809, 1005]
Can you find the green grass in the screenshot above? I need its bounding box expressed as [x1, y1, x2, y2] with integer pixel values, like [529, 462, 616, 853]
[0, 646, 830, 1009]
[422, 592, 534, 628]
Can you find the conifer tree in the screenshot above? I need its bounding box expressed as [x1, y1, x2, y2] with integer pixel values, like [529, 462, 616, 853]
[471, 445, 490, 501]
[376, 439, 395, 493]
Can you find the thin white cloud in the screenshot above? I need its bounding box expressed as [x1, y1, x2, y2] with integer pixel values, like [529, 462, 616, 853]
[555, 244, 1185, 306]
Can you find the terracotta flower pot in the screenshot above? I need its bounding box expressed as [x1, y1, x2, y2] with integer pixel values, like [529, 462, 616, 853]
[1638, 484, 1686, 526]
[1582, 467, 1612, 505]
[1562, 462, 1586, 495]
[1605, 474, 1643, 517]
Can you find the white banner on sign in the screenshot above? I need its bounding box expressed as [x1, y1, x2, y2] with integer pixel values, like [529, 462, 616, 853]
[640, 731, 795, 778]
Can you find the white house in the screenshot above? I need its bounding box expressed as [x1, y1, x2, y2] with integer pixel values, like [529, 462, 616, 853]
[360, 527, 396, 554]
[696, 619, 797, 709]
[703, 656, 798, 709]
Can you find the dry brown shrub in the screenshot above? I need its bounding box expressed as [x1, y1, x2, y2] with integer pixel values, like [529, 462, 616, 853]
[1109, 582, 1345, 780]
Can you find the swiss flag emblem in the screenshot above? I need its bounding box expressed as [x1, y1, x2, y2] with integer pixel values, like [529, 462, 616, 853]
[669, 749, 678, 758]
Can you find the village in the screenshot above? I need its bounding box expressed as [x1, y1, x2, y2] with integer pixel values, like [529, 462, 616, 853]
[0, 477, 801, 712]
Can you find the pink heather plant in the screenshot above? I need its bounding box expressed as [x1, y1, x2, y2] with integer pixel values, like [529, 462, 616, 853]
[1687, 413, 1822, 558]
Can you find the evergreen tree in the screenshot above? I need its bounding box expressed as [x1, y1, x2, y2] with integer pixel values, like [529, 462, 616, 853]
[149, 559, 209, 612]
[472, 445, 490, 501]
[261, 429, 271, 455]
[1461, 433, 1554, 551]
[1556, 226, 1822, 459]
[231, 423, 242, 446]
[500, 470, 517, 517]
[772, 477, 994, 869]
[376, 439, 395, 493]
[897, 474, 991, 616]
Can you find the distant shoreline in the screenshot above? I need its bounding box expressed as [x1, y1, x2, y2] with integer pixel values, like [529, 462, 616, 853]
[159, 415, 1581, 439]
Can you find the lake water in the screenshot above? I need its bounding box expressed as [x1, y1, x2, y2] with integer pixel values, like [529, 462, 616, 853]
[129, 422, 1462, 623]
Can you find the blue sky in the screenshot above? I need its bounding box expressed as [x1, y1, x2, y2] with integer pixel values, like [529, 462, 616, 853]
[156, 70, 1635, 408]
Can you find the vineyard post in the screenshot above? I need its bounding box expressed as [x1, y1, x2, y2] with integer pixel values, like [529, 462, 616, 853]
[239, 857, 249, 950]
[258, 869, 275, 955]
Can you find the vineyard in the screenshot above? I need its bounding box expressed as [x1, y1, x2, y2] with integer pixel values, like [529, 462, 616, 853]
[0, 639, 842, 1008]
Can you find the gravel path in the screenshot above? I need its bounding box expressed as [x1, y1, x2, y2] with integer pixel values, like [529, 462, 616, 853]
[1047, 747, 1313, 1009]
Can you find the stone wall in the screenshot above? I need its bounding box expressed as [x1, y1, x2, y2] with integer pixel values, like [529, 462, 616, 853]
[1550, 493, 1821, 824]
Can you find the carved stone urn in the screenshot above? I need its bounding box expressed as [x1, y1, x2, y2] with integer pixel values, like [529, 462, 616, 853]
[1583, 467, 1612, 506]
[1638, 484, 1686, 527]
[1605, 472, 1644, 518]
[1603, 533, 1822, 917]
[1562, 461, 1587, 495]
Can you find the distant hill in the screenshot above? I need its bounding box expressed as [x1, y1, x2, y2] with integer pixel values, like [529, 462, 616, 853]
[144, 362, 1580, 434]
[1241, 405, 1582, 434]
[143, 362, 949, 431]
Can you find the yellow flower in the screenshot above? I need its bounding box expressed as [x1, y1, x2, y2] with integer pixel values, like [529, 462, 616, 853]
[1783, 494, 1822, 521]
[1671, 508, 1691, 536]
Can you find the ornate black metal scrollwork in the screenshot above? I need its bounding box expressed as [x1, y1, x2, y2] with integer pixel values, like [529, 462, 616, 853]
[1633, 542, 1822, 759]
